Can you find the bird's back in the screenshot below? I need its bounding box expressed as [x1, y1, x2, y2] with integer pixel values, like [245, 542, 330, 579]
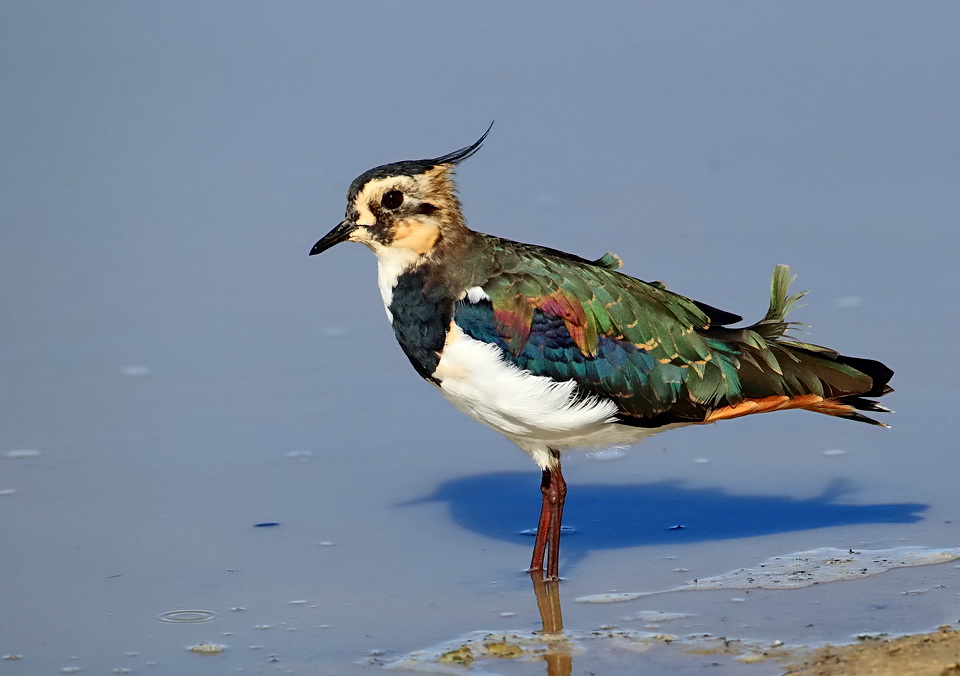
[451, 234, 892, 431]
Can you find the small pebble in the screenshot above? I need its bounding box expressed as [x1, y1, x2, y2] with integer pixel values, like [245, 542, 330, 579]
[188, 641, 225, 654]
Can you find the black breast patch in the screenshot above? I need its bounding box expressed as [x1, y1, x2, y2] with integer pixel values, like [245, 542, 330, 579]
[389, 268, 453, 383]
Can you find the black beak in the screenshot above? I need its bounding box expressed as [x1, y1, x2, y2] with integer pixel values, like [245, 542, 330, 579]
[309, 219, 355, 256]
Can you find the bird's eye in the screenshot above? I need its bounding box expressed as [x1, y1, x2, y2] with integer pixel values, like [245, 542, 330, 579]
[381, 190, 404, 209]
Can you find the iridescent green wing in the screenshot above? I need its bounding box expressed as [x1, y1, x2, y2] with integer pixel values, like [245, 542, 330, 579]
[454, 236, 746, 420]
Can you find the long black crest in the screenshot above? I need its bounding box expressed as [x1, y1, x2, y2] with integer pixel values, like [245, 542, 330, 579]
[425, 121, 495, 166]
[346, 122, 495, 201]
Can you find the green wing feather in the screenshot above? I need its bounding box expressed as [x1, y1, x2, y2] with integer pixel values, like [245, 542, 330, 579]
[465, 235, 748, 419]
[456, 237, 891, 425]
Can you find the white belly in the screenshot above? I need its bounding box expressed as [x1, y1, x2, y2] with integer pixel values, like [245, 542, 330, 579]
[433, 325, 685, 468]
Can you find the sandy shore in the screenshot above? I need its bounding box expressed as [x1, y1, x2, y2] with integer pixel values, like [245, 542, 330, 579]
[783, 627, 960, 675]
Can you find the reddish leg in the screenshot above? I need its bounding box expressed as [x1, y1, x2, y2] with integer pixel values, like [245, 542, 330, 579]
[529, 463, 567, 580]
[529, 470, 552, 574]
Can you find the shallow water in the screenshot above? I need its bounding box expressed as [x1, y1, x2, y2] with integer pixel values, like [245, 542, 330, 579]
[3, 4, 960, 674]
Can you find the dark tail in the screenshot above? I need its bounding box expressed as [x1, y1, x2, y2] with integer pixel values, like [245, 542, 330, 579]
[723, 266, 894, 426]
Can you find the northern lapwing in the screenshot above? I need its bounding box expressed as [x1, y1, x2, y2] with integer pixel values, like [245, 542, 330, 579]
[310, 126, 893, 580]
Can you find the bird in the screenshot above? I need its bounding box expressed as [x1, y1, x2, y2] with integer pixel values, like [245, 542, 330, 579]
[309, 125, 893, 580]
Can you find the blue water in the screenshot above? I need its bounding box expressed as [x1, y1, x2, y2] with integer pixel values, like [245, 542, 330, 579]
[2, 3, 959, 674]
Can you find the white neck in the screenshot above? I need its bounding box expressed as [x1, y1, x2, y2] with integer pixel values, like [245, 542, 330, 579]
[372, 245, 421, 324]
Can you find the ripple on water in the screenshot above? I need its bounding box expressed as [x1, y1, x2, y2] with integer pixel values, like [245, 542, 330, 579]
[520, 525, 577, 536]
[5, 449, 41, 459]
[155, 609, 222, 623]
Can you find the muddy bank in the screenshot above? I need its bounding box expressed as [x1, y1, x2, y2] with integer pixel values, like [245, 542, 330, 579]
[784, 627, 960, 676]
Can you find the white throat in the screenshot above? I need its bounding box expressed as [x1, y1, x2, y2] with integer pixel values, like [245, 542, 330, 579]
[372, 245, 421, 323]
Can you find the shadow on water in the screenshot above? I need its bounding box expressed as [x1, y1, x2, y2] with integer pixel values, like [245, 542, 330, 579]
[404, 472, 926, 565]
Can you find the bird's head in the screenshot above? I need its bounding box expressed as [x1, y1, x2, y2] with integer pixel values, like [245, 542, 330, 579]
[310, 124, 492, 261]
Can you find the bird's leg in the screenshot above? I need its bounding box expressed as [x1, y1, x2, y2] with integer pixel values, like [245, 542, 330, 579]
[530, 460, 567, 580]
[544, 463, 566, 580]
[529, 469, 553, 576]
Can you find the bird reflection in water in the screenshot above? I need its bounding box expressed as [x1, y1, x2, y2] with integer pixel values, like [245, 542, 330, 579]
[529, 571, 573, 676]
